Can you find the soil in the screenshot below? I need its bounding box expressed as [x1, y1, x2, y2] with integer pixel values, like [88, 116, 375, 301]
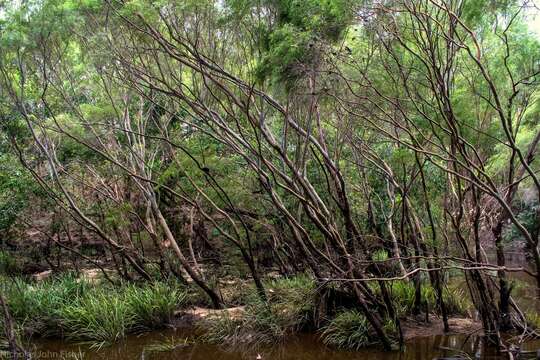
[173, 306, 246, 327]
[402, 315, 482, 340]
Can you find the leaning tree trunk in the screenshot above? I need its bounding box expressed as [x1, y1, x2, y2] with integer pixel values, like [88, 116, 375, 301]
[150, 197, 223, 309]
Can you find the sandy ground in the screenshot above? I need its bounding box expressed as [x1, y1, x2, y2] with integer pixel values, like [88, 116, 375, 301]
[402, 315, 482, 340]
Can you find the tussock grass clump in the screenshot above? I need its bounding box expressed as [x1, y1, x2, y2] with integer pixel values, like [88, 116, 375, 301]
[201, 313, 245, 345]
[201, 274, 316, 346]
[321, 310, 370, 349]
[524, 309, 540, 329]
[0, 275, 188, 345]
[442, 286, 470, 316]
[379, 280, 470, 317]
[264, 274, 316, 327]
[2, 274, 89, 336]
[321, 310, 397, 350]
[125, 282, 186, 329]
[57, 290, 134, 346]
[56, 280, 187, 345]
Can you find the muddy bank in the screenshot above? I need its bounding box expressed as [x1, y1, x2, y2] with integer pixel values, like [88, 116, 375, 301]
[173, 305, 481, 340]
[401, 316, 481, 340]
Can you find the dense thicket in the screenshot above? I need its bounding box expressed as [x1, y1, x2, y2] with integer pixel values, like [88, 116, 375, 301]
[1, 0, 539, 353]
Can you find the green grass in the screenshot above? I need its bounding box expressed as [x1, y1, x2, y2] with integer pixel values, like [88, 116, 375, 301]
[0, 251, 20, 275]
[125, 281, 186, 329]
[321, 309, 370, 350]
[57, 290, 135, 346]
[144, 336, 192, 353]
[320, 310, 399, 350]
[524, 309, 540, 329]
[201, 274, 316, 346]
[0, 274, 188, 346]
[442, 286, 470, 316]
[200, 313, 245, 345]
[372, 280, 471, 317]
[2, 274, 89, 336]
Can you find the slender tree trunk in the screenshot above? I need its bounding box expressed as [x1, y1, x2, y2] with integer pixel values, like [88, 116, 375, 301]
[0, 294, 29, 360]
[150, 197, 223, 308]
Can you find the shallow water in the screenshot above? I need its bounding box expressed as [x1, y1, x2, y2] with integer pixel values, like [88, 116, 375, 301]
[32, 329, 540, 360]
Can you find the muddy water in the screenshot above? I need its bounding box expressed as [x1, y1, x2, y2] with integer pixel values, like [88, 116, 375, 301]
[32, 328, 540, 360]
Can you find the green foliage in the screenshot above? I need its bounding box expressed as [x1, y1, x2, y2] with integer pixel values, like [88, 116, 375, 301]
[524, 309, 540, 330]
[255, 23, 312, 83]
[47, 114, 101, 163]
[0, 251, 20, 275]
[124, 281, 186, 329]
[263, 274, 316, 321]
[374, 280, 471, 317]
[321, 309, 370, 350]
[0, 154, 36, 233]
[461, 0, 515, 27]
[201, 312, 251, 346]
[0, 275, 188, 345]
[504, 200, 540, 244]
[254, 0, 357, 84]
[442, 286, 471, 316]
[0, 0, 539, 352]
[2, 274, 89, 336]
[202, 274, 316, 346]
[103, 202, 133, 229]
[372, 249, 389, 262]
[57, 290, 135, 346]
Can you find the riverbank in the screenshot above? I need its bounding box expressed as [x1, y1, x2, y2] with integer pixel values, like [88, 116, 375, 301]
[1, 269, 539, 359]
[0, 271, 481, 349]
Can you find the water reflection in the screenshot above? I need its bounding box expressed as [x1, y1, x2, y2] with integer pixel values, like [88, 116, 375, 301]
[33, 329, 540, 360]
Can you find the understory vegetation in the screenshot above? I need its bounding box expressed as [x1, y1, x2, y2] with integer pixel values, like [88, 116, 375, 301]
[201, 275, 316, 346]
[321, 310, 373, 350]
[0, 274, 186, 347]
[381, 280, 471, 317]
[200, 274, 472, 348]
[0, 270, 473, 351]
